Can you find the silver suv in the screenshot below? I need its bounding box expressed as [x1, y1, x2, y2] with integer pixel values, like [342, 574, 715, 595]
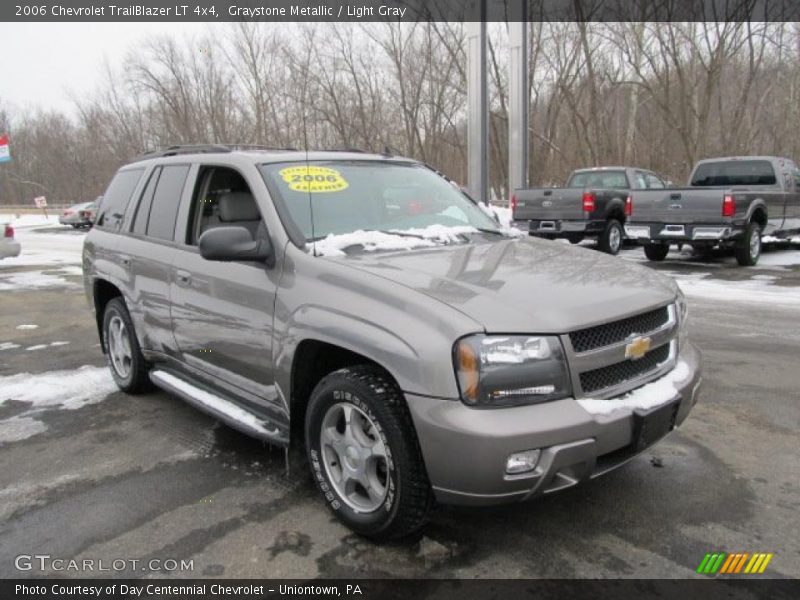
[83, 145, 702, 540]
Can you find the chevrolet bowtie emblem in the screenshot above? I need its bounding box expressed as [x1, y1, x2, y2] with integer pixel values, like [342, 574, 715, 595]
[625, 336, 652, 360]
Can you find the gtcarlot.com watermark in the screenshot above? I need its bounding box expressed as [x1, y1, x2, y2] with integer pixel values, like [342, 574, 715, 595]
[15, 554, 194, 573]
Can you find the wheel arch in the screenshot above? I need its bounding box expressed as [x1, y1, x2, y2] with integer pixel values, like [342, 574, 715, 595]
[93, 278, 124, 353]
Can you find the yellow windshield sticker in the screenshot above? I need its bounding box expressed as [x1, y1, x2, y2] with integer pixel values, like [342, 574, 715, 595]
[279, 166, 349, 193]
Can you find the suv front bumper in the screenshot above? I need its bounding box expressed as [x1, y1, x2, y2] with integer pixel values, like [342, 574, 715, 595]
[406, 342, 701, 506]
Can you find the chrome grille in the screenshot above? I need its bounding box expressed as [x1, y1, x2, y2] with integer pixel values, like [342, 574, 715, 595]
[569, 306, 670, 353]
[579, 344, 670, 395]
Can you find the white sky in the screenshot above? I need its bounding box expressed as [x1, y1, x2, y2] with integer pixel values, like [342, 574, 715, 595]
[1, 22, 215, 116]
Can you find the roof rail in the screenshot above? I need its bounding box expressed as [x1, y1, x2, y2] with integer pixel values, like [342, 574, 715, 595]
[130, 143, 304, 162]
[131, 144, 232, 162]
[317, 146, 369, 153]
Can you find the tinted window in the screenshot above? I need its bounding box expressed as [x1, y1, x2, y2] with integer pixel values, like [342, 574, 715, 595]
[132, 168, 161, 235]
[567, 171, 629, 189]
[259, 161, 499, 242]
[146, 165, 189, 241]
[691, 160, 777, 186]
[96, 169, 145, 230]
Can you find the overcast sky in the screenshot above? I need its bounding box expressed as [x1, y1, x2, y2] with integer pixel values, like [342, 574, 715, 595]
[1, 22, 214, 116]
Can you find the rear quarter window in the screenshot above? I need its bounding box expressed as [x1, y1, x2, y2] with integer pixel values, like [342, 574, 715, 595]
[96, 169, 145, 231]
[145, 165, 190, 241]
[691, 160, 777, 186]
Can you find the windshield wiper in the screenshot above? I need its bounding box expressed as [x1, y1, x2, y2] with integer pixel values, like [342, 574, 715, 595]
[471, 227, 507, 236]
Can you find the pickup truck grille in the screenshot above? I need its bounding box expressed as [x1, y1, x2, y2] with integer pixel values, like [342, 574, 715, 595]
[579, 344, 671, 395]
[569, 306, 670, 353]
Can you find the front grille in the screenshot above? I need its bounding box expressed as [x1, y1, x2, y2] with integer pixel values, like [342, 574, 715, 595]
[570, 306, 670, 353]
[579, 344, 670, 395]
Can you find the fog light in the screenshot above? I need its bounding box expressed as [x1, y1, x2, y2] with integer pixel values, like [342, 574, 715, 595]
[506, 449, 541, 474]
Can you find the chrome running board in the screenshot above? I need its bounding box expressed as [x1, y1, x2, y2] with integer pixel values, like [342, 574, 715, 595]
[150, 369, 281, 442]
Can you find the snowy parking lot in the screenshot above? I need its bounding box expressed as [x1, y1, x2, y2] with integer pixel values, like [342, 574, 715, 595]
[1, 214, 799, 578]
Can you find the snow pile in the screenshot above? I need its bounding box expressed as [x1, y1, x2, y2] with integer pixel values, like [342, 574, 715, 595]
[4, 214, 61, 229]
[310, 225, 480, 257]
[478, 204, 524, 236]
[671, 271, 800, 306]
[0, 214, 85, 267]
[577, 360, 690, 417]
[0, 366, 117, 444]
[0, 271, 77, 291]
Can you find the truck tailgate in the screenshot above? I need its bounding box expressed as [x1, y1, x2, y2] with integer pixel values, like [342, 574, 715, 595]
[629, 188, 726, 224]
[513, 188, 584, 221]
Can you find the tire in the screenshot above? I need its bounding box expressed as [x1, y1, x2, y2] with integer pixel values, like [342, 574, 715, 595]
[735, 221, 762, 267]
[305, 365, 432, 541]
[565, 233, 584, 245]
[598, 219, 623, 255]
[644, 242, 670, 261]
[102, 297, 151, 393]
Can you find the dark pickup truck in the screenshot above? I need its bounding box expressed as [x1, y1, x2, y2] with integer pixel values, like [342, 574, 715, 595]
[626, 156, 800, 266]
[512, 167, 669, 255]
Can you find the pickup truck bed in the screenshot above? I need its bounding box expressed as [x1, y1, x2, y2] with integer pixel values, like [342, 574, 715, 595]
[626, 156, 800, 266]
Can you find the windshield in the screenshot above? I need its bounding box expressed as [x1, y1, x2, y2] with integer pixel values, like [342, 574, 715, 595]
[690, 160, 777, 186]
[260, 161, 501, 248]
[567, 170, 629, 189]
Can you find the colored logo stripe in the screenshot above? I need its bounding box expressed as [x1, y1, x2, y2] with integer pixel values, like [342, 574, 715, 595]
[698, 552, 773, 575]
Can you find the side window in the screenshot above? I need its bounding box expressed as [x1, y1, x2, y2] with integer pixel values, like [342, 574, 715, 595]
[95, 168, 145, 231]
[186, 166, 264, 246]
[146, 165, 190, 241]
[132, 167, 161, 235]
[646, 174, 665, 189]
[794, 169, 800, 190]
[634, 172, 647, 189]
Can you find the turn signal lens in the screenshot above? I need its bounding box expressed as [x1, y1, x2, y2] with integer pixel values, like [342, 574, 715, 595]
[456, 340, 480, 404]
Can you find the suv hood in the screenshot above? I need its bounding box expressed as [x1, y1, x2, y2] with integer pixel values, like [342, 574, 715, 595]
[334, 237, 677, 333]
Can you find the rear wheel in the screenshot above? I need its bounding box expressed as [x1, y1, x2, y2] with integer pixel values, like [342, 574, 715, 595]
[599, 219, 623, 255]
[644, 242, 670, 262]
[305, 365, 432, 541]
[102, 298, 151, 393]
[735, 221, 761, 266]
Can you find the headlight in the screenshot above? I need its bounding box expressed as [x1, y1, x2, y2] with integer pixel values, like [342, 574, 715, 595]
[453, 335, 571, 407]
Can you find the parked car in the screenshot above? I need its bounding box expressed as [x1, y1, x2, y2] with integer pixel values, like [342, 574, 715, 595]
[83, 145, 701, 540]
[59, 201, 97, 228]
[0, 221, 21, 260]
[625, 156, 800, 266]
[512, 167, 669, 254]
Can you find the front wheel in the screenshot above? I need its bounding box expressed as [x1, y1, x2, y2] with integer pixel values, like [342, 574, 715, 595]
[598, 219, 623, 255]
[305, 365, 432, 541]
[644, 242, 670, 261]
[735, 221, 762, 266]
[102, 297, 152, 393]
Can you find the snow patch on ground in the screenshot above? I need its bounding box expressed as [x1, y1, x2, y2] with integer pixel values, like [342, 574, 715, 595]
[25, 344, 48, 351]
[0, 342, 21, 351]
[0, 271, 77, 291]
[671, 271, 800, 306]
[0, 366, 117, 443]
[577, 360, 690, 417]
[16, 324, 38, 330]
[0, 213, 85, 267]
[310, 225, 480, 257]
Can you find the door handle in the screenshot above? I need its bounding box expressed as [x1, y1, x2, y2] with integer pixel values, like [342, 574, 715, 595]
[175, 270, 192, 285]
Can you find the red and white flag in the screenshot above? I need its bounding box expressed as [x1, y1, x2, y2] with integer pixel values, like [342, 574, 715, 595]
[0, 134, 10, 163]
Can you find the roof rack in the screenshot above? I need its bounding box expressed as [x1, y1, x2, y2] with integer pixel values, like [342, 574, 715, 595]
[130, 143, 301, 162]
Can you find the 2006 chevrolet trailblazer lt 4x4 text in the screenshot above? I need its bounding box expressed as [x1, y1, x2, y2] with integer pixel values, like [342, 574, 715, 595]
[83, 145, 702, 540]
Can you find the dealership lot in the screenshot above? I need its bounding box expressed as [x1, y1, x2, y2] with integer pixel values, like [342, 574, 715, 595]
[1, 219, 798, 578]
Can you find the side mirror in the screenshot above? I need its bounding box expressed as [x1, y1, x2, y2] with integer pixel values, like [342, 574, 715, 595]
[199, 226, 274, 266]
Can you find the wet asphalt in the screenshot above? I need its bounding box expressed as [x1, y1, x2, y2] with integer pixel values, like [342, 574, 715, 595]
[0, 228, 798, 579]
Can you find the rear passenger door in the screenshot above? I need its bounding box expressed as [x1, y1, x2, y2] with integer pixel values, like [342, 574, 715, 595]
[168, 165, 281, 422]
[124, 163, 191, 356]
